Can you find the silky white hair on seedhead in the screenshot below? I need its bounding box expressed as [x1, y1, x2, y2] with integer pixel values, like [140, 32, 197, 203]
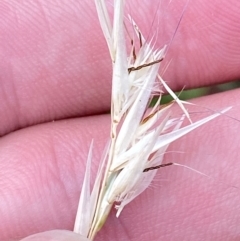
[73, 0, 231, 240]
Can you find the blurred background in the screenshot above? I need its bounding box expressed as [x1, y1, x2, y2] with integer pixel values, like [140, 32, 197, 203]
[161, 80, 240, 104]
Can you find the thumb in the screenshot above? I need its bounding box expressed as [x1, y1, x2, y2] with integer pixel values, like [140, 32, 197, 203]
[20, 230, 90, 241]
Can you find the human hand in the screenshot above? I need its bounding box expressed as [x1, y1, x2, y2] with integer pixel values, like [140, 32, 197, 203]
[20, 230, 89, 241]
[0, 0, 240, 240]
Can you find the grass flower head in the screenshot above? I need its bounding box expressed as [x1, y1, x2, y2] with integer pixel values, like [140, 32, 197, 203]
[73, 1, 230, 240]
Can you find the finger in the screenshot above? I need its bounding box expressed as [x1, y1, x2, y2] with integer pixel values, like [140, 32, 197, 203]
[0, 89, 240, 240]
[0, 0, 111, 136]
[1, 0, 240, 136]
[131, 0, 240, 90]
[20, 230, 89, 241]
[0, 114, 109, 240]
[97, 90, 240, 241]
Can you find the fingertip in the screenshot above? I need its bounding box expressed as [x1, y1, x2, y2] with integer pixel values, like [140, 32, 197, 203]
[20, 230, 90, 241]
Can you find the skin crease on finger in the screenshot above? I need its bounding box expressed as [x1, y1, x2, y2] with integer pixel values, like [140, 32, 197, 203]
[0, 0, 239, 136]
[0, 89, 240, 241]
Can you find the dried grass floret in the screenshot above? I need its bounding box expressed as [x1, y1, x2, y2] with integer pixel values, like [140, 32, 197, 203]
[73, 1, 231, 240]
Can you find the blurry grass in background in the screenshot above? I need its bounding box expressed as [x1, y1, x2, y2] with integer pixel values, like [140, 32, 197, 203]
[160, 80, 240, 104]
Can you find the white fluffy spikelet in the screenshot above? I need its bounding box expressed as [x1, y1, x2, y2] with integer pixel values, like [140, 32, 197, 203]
[74, 1, 231, 240]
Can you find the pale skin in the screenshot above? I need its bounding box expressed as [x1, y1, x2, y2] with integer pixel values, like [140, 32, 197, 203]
[0, 0, 240, 240]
